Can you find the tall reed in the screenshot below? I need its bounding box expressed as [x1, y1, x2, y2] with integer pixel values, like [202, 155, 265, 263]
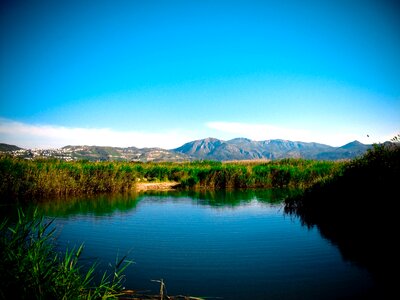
[0, 209, 132, 299]
[0, 155, 345, 200]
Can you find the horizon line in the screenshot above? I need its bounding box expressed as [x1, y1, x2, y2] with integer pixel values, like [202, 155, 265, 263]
[0, 118, 395, 150]
[0, 136, 380, 151]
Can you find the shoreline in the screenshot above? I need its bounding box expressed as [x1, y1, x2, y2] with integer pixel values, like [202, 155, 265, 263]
[135, 181, 180, 192]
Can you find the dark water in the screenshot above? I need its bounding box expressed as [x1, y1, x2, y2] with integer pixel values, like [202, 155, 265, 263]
[35, 190, 375, 299]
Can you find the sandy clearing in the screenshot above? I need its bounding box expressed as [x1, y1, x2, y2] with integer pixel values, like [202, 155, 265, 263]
[135, 181, 180, 191]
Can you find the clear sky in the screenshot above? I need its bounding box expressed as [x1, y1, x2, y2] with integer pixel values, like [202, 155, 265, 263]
[1, 0, 399, 149]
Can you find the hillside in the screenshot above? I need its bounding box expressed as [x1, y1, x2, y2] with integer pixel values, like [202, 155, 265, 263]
[0, 143, 23, 152]
[62, 145, 191, 162]
[174, 138, 372, 161]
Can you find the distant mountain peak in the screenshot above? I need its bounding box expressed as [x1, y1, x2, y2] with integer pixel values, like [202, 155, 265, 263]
[194, 137, 221, 142]
[173, 137, 224, 158]
[350, 140, 362, 145]
[340, 140, 366, 149]
[228, 137, 253, 143]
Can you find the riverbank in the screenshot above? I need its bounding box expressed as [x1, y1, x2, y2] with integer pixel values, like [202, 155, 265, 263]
[135, 181, 180, 192]
[1, 139, 397, 299]
[284, 140, 399, 298]
[0, 156, 344, 201]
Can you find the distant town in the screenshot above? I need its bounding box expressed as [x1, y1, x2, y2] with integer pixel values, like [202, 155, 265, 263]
[9, 147, 79, 161]
[1, 143, 190, 162]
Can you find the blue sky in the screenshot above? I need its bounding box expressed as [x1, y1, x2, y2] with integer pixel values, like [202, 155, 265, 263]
[1, 0, 399, 148]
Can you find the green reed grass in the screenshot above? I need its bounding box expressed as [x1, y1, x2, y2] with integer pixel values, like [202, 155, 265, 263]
[0, 209, 132, 299]
[0, 155, 345, 200]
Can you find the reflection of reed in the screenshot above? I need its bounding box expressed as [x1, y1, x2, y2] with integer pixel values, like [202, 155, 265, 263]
[36, 192, 140, 217]
[35, 188, 299, 218]
[285, 142, 399, 299]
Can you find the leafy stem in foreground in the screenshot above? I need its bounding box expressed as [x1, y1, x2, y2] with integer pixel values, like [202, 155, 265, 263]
[0, 208, 132, 299]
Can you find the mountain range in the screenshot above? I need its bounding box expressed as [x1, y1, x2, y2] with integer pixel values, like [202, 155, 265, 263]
[174, 138, 372, 160]
[0, 138, 373, 162]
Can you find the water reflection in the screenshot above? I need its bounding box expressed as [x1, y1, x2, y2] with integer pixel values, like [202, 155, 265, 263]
[36, 193, 140, 217]
[34, 188, 300, 217]
[3, 189, 377, 299]
[285, 183, 396, 299]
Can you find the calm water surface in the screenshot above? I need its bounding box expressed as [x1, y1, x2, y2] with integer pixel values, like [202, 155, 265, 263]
[37, 190, 374, 299]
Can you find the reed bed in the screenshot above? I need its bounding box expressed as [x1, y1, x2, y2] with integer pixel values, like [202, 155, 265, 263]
[0, 155, 345, 201]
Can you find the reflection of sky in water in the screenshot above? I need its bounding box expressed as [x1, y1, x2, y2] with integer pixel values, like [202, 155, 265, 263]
[45, 193, 375, 299]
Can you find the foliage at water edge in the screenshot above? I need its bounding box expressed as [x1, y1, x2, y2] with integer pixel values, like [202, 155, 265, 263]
[0, 209, 132, 299]
[0, 156, 345, 201]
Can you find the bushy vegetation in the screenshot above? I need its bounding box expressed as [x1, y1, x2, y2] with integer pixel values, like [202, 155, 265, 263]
[284, 139, 399, 296]
[285, 139, 400, 213]
[0, 155, 345, 200]
[0, 157, 137, 199]
[178, 159, 344, 189]
[0, 209, 132, 299]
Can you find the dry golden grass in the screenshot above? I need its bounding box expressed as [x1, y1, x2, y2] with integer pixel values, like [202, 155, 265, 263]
[135, 181, 180, 192]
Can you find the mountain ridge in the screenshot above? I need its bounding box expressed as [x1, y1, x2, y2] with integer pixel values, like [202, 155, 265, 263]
[0, 143, 22, 152]
[0, 137, 374, 161]
[173, 137, 372, 160]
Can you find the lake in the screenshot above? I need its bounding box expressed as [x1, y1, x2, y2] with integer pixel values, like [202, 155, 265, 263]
[34, 189, 376, 299]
